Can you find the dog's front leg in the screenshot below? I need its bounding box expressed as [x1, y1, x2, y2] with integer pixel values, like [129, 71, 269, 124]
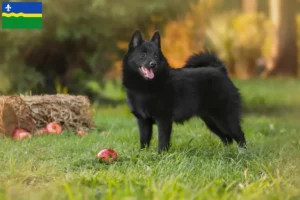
[137, 118, 153, 149]
[156, 118, 172, 153]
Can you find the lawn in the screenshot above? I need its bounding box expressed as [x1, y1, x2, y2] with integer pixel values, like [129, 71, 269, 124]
[0, 79, 300, 200]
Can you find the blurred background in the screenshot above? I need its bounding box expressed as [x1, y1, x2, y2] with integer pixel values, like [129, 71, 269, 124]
[0, 0, 299, 105]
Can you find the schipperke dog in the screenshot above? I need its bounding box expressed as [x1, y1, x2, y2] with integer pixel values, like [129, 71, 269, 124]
[122, 30, 246, 153]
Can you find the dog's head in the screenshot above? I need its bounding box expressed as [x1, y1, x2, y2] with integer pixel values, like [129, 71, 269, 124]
[125, 30, 163, 80]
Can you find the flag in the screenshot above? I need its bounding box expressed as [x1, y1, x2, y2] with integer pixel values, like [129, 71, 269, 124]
[2, 2, 42, 29]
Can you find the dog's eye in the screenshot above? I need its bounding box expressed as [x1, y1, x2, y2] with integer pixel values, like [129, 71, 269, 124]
[154, 54, 158, 58]
[140, 53, 146, 58]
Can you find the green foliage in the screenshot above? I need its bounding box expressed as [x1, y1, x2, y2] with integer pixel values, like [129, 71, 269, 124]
[0, 0, 195, 94]
[0, 61, 44, 94]
[55, 79, 68, 94]
[0, 79, 300, 199]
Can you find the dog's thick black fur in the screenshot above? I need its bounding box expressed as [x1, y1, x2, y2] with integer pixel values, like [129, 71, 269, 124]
[122, 30, 246, 153]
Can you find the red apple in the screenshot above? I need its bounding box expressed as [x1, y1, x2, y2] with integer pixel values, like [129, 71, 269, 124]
[96, 148, 118, 164]
[18, 132, 32, 140]
[12, 128, 27, 136]
[12, 128, 32, 140]
[77, 130, 88, 137]
[46, 122, 62, 134]
[34, 128, 48, 136]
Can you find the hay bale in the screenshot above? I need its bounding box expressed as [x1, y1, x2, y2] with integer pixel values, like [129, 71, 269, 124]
[0, 94, 95, 136]
[20, 94, 95, 132]
[0, 95, 35, 136]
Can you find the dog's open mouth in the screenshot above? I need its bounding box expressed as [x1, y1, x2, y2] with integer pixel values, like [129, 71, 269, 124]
[139, 66, 154, 79]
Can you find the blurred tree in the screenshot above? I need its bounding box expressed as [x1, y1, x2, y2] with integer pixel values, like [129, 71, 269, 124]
[205, 14, 236, 76]
[160, 0, 217, 68]
[0, 0, 196, 97]
[205, 12, 272, 79]
[242, 0, 257, 13]
[231, 13, 272, 78]
[263, 0, 298, 77]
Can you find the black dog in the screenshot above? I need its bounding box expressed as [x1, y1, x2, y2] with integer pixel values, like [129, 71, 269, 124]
[122, 30, 246, 153]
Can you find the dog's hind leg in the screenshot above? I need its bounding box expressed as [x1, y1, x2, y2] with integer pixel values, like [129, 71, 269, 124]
[137, 118, 153, 149]
[232, 124, 247, 148]
[202, 117, 233, 145]
[210, 115, 246, 148]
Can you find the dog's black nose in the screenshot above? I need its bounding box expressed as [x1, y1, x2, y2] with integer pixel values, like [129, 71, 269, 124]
[150, 61, 156, 67]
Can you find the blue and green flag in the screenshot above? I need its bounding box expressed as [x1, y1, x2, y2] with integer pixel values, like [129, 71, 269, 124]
[2, 2, 42, 29]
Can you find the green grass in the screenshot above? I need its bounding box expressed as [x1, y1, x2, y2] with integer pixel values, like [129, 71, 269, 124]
[1, 79, 300, 200]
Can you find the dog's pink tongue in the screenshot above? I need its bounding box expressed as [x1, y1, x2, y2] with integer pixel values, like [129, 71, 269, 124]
[142, 67, 154, 79]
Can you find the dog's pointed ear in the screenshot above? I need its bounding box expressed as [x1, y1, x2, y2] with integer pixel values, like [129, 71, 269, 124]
[151, 30, 161, 49]
[129, 30, 143, 50]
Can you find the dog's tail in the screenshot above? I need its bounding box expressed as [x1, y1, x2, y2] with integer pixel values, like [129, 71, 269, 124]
[183, 51, 227, 74]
